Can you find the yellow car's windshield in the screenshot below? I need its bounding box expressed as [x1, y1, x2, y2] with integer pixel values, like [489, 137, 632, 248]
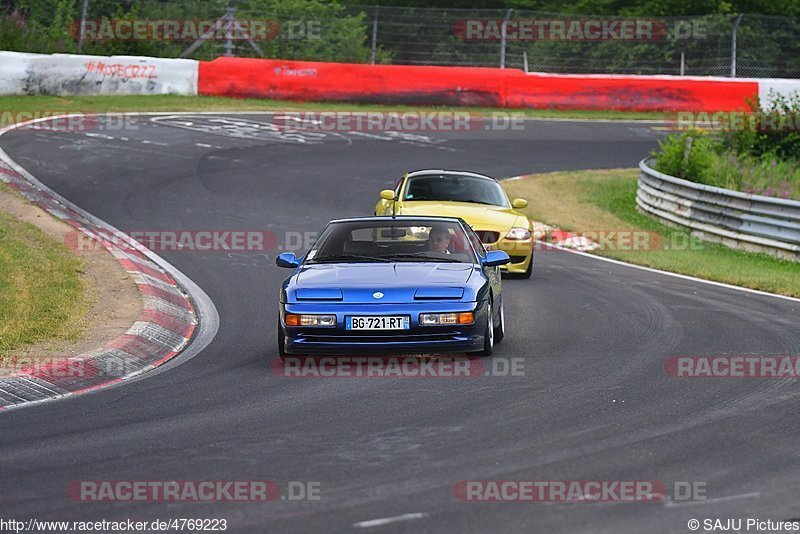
[403, 173, 509, 207]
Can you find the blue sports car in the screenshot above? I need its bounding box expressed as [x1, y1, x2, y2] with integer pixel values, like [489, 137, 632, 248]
[276, 216, 510, 357]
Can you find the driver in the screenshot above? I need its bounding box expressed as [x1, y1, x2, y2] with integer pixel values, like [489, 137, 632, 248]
[427, 225, 451, 254]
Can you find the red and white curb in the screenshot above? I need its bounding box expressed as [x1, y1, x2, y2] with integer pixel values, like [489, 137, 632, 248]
[549, 228, 599, 251]
[0, 116, 217, 411]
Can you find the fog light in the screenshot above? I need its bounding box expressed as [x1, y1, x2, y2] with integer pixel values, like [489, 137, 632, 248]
[285, 314, 336, 327]
[420, 312, 474, 325]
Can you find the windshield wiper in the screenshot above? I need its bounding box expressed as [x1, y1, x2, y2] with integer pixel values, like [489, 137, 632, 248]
[309, 254, 392, 263]
[383, 253, 464, 263]
[414, 197, 499, 206]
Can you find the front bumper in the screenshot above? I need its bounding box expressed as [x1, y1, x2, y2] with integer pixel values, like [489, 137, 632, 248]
[489, 238, 533, 274]
[280, 301, 488, 355]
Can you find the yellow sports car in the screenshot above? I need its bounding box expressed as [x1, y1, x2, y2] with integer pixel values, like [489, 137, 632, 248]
[374, 170, 534, 278]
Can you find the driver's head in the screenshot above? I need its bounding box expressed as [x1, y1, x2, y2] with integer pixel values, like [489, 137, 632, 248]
[427, 225, 451, 253]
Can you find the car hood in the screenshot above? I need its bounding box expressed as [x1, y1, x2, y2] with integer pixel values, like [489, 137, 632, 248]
[398, 201, 525, 231]
[289, 262, 476, 303]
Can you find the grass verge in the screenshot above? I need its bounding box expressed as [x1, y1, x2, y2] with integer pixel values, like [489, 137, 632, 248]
[0, 182, 89, 354]
[502, 169, 800, 298]
[0, 94, 664, 121]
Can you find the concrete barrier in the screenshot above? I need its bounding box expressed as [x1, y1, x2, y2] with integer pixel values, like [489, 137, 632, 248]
[198, 57, 509, 107]
[0, 51, 797, 112]
[0, 52, 198, 96]
[0, 52, 36, 95]
[198, 57, 774, 112]
[759, 79, 800, 108]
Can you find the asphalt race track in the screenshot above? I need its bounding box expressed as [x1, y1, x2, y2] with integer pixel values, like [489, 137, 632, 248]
[1, 115, 799, 533]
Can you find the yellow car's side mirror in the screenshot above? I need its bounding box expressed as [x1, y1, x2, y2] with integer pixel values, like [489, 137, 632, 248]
[380, 189, 396, 201]
[512, 198, 528, 209]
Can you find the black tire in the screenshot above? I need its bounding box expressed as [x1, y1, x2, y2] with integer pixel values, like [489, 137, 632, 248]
[502, 255, 533, 280]
[520, 255, 533, 279]
[494, 297, 505, 343]
[277, 318, 289, 361]
[475, 300, 494, 357]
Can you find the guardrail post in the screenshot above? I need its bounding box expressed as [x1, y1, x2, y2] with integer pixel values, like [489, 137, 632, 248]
[370, 5, 379, 65]
[77, 0, 90, 53]
[500, 9, 512, 69]
[731, 14, 744, 77]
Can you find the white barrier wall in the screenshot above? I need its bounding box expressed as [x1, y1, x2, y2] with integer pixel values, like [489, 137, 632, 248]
[0, 52, 37, 95]
[0, 52, 198, 96]
[759, 79, 800, 108]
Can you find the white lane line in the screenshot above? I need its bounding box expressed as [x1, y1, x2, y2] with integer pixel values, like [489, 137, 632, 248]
[536, 240, 800, 304]
[85, 132, 114, 140]
[664, 492, 760, 508]
[353, 513, 428, 528]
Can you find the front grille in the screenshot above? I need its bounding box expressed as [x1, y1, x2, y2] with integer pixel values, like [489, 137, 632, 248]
[476, 231, 500, 244]
[300, 332, 465, 343]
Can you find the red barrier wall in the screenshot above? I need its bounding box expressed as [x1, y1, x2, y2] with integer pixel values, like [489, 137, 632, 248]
[505, 73, 758, 111]
[199, 58, 510, 107]
[199, 57, 759, 112]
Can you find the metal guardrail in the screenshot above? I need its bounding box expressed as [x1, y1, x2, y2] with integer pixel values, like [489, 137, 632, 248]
[637, 158, 800, 261]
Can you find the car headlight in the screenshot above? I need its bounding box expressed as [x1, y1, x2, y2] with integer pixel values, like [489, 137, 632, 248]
[505, 227, 531, 240]
[285, 314, 336, 327]
[419, 312, 474, 325]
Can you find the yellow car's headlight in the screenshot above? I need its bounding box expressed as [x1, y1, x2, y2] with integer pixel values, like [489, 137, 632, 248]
[505, 227, 531, 240]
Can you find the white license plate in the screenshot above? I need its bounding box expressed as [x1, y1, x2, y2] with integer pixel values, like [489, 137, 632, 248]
[346, 316, 410, 330]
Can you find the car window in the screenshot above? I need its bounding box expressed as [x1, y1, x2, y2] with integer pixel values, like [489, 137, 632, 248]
[307, 220, 478, 264]
[403, 173, 509, 207]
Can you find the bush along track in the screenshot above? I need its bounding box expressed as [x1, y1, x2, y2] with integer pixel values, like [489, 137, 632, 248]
[653, 95, 800, 201]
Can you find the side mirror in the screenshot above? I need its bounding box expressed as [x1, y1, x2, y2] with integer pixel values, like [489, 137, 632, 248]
[512, 198, 528, 209]
[482, 250, 510, 267]
[380, 189, 396, 201]
[276, 252, 301, 268]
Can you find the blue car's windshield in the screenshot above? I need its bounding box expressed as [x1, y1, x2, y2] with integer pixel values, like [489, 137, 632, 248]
[306, 220, 478, 264]
[403, 174, 509, 207]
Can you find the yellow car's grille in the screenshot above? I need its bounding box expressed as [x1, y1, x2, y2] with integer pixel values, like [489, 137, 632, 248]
[476, 231, 500, 244]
